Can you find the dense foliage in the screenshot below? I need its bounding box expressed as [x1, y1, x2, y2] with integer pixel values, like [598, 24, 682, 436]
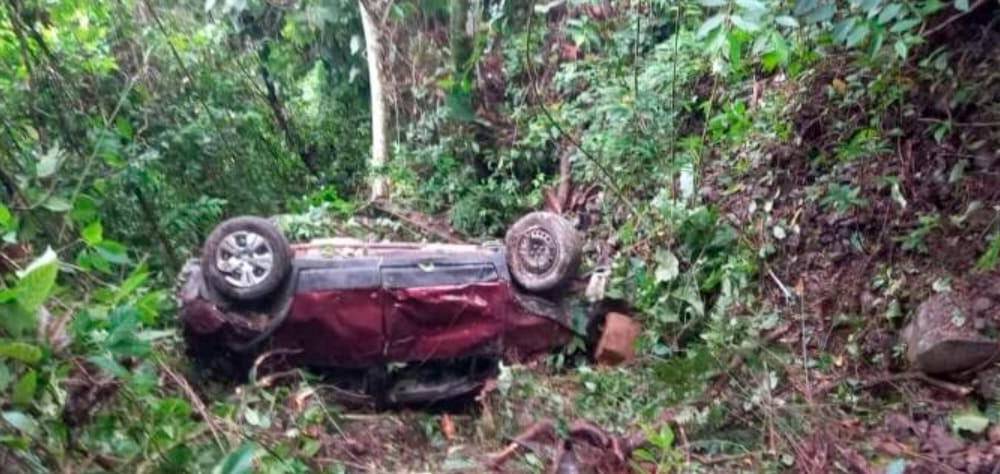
[2, 0, 998, 471]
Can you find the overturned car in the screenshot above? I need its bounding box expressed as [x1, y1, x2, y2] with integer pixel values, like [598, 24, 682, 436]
[178, 212, 590, 404]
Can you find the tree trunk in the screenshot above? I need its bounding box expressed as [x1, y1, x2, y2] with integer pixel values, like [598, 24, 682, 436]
[360, 1, 389, 201]
[450, 0, 472, 76]
[258, 43, 319, 177]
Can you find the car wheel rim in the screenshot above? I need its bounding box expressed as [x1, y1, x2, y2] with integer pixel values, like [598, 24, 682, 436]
[216, 231, 274, 288]
[517, 227, 557, 275]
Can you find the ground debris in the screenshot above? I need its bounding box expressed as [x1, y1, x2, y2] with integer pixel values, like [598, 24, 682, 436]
[62, 360, 120, 429]
[488, 418, 644, 473]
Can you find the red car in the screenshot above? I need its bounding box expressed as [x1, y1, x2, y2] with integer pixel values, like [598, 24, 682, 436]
[178, 212, 585, 404]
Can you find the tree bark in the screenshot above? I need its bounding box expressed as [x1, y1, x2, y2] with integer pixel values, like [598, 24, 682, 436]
[449, 0, 472, 76]
[359, 1, 389, 201]
[257, 43, 319, 176]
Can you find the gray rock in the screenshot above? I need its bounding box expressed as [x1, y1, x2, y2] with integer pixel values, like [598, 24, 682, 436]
[901, 293, 999, 375]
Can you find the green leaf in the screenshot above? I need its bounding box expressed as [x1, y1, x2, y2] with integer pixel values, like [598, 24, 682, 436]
[88, 355, 130, 379]
[735, 0, 767, 12]
[70, 195, 99, 224]
[12, 370, 37, 407]
[890, 18, 922, 32]
[136, 291, 164, 324]
[213, 442, 259, 474]
[0, 303, 36, 337]
[731, 14, 761, 32]
[845, 23, 871, 47]
[951, 407, 990, 433]
[0, 289, 15, 303]
[954, 0, 969, 11]
[105, 306, 150, 357]
[775, 15, 800, 27]
[877, 3, 903, 23]
[949, 160, 968, 184]
[762, 33, 790, 71]
[859, 0, 882, 14]
[921, 0, 948, 15]
[0, 203, 11, 230]
[869, 29, 885, 54]
[243, 408, 271, 428]
[81, 221, 103, 246]
[42, 196, 72, 212]
[94, 130, 125, 168]
[0, 341, 43, 364]
[697, 14, 727, 38]
[976, 233, 1000, 272]
[894, 40, 908, 59]
[802, 3, 836, 23]
[698, 0, 728, 6]
[96, 240, 129, 265]
[654, 250, 680, 283]
[833, 17, 857, 42]
[674, 282, 705, 318]
[113, 267, 149, 305]
[0, 363, 10, 392]
[794, 0, 817, 14]
[2, 411, 39, 436]
[114, 117, 134, 139]
[36, 147, 62, 178]
[3, 247, 58, 334]
[15, 248, 59, 314]
[762, 51, 780, 71]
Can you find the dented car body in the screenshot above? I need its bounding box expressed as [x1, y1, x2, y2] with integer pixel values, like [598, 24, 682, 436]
[178, 232, 582, 404]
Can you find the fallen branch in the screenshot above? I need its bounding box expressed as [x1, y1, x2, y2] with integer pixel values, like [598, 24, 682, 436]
[703, 322, 793, 401]
[255, 369, 301, 388]
[158, 361, 226, 450]
[924, 0, 992, 36]
[487, 417, 672, 472]
[690, 452, 755, 466]
[250, 348, 302, 384]
[488, 419, 557, 469]
[815, 371, 973, 398]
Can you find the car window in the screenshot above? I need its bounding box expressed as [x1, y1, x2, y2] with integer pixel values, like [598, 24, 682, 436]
[381, 262, 499, 288]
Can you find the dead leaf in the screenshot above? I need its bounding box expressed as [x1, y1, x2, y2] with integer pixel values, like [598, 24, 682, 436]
[875, 439, 906, 456]
[923, 424, 964, 455]
[832, 78, 847, 94]
[291, 387, 315, 414]
[441, 414, 456, 441]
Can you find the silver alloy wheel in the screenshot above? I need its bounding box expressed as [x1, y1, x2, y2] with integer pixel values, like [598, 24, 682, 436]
[215, 230, 274, 288]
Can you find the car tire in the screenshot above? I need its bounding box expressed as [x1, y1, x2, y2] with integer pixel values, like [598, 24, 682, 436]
[505, 211, 582, 292]
[201, 216, 291, 302]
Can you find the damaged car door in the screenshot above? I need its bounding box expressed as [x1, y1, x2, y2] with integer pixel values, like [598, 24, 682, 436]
[381, 251, 509, 362]
[271, 258, 385, 368]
